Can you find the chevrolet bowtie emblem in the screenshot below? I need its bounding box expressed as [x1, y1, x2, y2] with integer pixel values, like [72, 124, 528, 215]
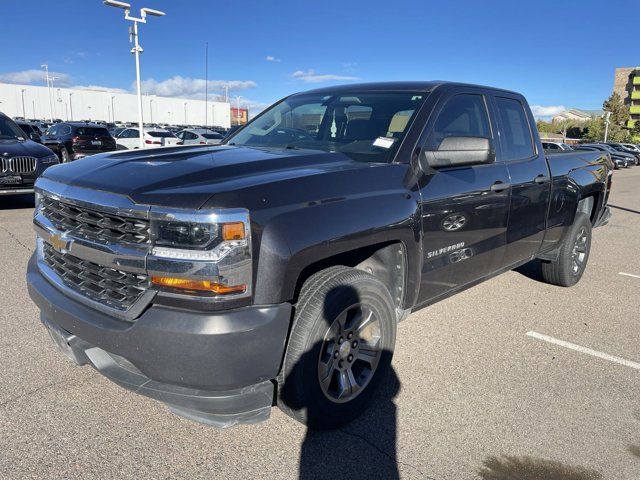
[50, 233, 72, 253]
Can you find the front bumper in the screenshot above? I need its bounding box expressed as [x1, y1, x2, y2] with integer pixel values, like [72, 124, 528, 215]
[27, 255, 292, 427]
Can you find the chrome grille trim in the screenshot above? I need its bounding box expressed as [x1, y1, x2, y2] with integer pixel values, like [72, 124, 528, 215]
[41, 195, 151, 246]
[1, 156, 37, 174]
[43, 242, 149, 311]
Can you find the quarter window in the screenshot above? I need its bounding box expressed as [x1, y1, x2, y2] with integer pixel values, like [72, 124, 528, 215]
[495, 97, 534, 160]
[426, 94, 491, 151]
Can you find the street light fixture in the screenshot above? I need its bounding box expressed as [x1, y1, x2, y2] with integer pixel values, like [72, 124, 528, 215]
[68, 92, 74, 121]
[20, 89, 26, 119]
[41, 64, 54, 122]
[183, 101, 188, 125]
[603, 111, 612, 142]
[103, 0, 166, 148]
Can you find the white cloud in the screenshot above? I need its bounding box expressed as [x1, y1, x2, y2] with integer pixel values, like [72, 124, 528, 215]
[292, 69, 360, 83]
[265, 55, 281, 62]
[139, 76, 257, 98]
[531, 104, 566, 119]
[0, 69, 71, 86]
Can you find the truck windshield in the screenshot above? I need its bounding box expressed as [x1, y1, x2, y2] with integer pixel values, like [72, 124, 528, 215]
[229, 91, 427, 163]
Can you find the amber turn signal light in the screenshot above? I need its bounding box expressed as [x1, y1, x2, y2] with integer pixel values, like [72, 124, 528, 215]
[222, 222, 246, 241]
[151, 276, 246, 294]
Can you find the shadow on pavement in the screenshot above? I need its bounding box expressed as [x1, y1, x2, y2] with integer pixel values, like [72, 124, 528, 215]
[477, 455, 602, 480]
[0, 193, 35, 211]
[514, 259, 545, 283]
[628, 445, 640, 459]
[296, 369, 402, 479]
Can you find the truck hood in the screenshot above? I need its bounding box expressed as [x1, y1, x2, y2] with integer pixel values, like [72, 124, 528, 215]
[39, 145, 373, 208]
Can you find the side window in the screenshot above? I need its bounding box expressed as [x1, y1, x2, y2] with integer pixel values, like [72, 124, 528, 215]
[59, 125, 72, 136]
[186, 132, 198, 140]
[426, 94, 491, 150]
[495, 97, 535, 160]
[176, 131, 185, 140]
[130, 129, 140, 138]
[48, 125, 59, 137]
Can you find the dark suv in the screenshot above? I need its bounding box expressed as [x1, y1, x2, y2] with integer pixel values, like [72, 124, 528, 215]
[15, 121, 43, 143]
[42, 122, 116, 162]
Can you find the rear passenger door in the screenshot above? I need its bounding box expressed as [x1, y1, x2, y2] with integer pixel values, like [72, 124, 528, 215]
[416, 88, 511, 304]
[491, 94, 550, 267]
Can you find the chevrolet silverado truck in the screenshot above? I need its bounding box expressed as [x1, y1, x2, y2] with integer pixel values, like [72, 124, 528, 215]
[0, 113, 59, 196]
[27, 82, 612, 429]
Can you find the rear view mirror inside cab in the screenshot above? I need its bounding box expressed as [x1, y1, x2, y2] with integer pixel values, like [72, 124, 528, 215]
[421, 136, 495, 169]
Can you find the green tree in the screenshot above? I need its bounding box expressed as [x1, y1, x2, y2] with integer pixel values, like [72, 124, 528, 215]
[603, 93, 630, 127]
[536, 120, 555, 134]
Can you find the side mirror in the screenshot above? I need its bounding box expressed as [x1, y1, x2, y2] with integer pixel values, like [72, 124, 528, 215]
[421, 136, 495, 169]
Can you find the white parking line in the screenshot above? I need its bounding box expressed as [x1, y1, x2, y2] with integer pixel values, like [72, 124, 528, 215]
[526, 331, 640, 371]
[618, 272, 640, 279]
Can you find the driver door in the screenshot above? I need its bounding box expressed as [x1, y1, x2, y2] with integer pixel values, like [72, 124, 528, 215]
[416, 88, 511, 304]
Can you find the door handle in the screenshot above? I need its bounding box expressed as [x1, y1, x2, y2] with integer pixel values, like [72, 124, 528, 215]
[534, 174, 550, 184]
[490, 181, 510, 192]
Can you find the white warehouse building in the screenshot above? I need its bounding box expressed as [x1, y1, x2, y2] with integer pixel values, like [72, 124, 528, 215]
[0, 82, 232, 128]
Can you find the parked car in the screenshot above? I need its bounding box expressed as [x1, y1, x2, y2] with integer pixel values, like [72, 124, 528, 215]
[115, 127, 182, 149]
[581, 144, 635, 167]
[606, 142, 640, 165]
[109, 127, 125, 139]
[619, 143, 640, 154]
[41, 122, 117, 162]
[15, 121, 43, 143]
[28, 81, 611, 429]
[0, 112, 59, 195]
[176, 128, 224, 145]
[541, 141, 573, 151]
[573, 145, 624, 169]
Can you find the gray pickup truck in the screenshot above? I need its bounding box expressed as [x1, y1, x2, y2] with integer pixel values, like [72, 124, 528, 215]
[27, 82, 611, 428]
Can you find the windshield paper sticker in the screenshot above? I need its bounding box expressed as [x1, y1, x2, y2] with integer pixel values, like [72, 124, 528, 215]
[373, 137, 395, 149]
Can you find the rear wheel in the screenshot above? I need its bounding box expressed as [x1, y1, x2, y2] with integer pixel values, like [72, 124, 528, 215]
[277, 266, 396, 429]
[541, 212, 592, 287]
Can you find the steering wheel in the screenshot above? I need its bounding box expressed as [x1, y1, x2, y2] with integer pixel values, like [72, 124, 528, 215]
[266, 127, 314, 144]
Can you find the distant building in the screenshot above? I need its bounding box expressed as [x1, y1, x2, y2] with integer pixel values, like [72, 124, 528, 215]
[230, 107, 249, 126]
[0, 82, 231, 128]
[551, 109, 603, 124]
[613, 67, 640, 129]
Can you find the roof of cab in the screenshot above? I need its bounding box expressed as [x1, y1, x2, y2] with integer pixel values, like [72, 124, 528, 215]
[295, 81, 522, 97]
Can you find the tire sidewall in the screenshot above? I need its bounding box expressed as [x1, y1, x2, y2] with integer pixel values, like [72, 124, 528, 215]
[280, 271, 396, 429]
[560, 213, 592, 285]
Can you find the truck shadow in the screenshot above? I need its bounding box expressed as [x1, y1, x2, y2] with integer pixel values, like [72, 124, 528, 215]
[514, 259, 545, 283]
[0, 193, 35, 210]
[477, 455, 602, 480]
[280, 283, 403, 480]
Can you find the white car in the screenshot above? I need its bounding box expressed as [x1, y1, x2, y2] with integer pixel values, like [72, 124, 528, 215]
[176, 128, 225, 145]
[116, 127, 182, 150]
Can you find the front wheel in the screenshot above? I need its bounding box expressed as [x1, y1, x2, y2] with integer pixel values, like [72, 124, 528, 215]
[277, 266, 396, 429]
[541, 212, 592, 287]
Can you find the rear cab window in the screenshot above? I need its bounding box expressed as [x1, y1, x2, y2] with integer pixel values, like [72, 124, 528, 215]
[494, 97, 535, 161]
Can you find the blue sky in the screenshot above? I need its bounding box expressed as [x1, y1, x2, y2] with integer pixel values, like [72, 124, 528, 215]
[0, 0, 635, 117]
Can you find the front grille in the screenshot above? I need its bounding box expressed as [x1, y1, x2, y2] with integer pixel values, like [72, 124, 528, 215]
[41, 196, 150, 245]
[1, 156, 36, 174]
[43, 242, 148, 310]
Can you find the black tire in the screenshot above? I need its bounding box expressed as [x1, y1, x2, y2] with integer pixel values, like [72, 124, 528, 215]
[60, 147, 71, 163]
[541, 212, 592, 287]
[277, 266, 396, 429]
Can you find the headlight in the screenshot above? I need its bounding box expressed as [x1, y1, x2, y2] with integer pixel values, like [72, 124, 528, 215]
[147, 209, 252, 298]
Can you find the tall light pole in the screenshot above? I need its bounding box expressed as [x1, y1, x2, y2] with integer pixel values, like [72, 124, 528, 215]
[41, 64, 54, 122]
[149, 97, 154, 124]
[103, 1, 165, 148]
[50, 77, 59, 119]
[603, 111, 612, 142]
[68, 92, 74, 121]
[183, 102, 188, 124]
[20, 89, 26, 119]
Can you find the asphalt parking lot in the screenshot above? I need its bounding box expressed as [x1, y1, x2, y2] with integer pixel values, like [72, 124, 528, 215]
[0, 169, 638, 480]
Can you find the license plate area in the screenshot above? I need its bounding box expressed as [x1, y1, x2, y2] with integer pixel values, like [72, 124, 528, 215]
[0, 176, 21, 185]
[91, 140, 102, 146]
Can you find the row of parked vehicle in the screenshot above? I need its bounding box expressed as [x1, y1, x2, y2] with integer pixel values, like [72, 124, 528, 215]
[542, 141, 640, 169]
[11, 118, 237, 163]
